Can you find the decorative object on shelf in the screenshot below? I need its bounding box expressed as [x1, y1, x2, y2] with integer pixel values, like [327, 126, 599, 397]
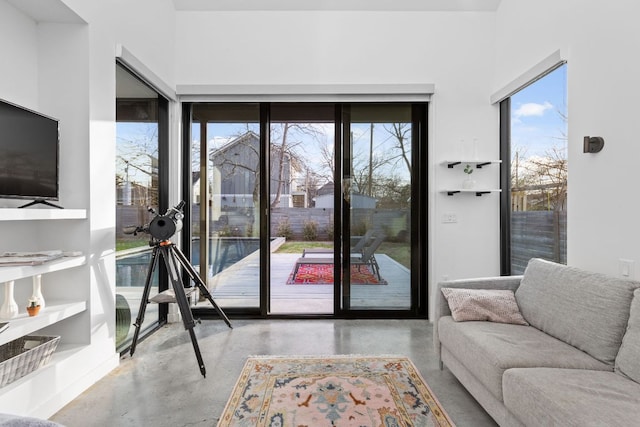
[31, 274, 45, 310]
[462, 164, 476, 189]
[0, 281, 18, 320]
[26, 298, 40, 317]
[0, 335, 60, 387]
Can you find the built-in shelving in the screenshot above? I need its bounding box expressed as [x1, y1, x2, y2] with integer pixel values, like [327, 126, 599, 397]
[0, 300, 86, 345]
[0, 208, 86, 221]
[441, 159, 502, 196]
[0, 256, 86, 283]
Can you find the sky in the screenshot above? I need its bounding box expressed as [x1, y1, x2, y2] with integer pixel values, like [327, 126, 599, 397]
[510, 64, 568, 159]
[117, 68, 567, 191]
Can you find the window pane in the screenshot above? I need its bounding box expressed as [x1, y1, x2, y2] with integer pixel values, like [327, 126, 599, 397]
[115, 64, 160, 350]
[509, 64, 567, 274]
[348, 104, 412, 310]
[191, 104, 261, 309]
[269, 104, 335, 314]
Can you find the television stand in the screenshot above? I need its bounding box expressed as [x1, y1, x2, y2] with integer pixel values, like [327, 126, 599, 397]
[19, 199, 64, 209]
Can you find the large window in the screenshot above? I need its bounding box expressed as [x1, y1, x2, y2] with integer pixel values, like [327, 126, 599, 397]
[501, 64, 568, 274]
[115, 63, 168, 351]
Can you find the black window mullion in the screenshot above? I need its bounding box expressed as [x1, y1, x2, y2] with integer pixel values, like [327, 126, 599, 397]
[499, 98, 512, 276]
[260, 103, 271, 316]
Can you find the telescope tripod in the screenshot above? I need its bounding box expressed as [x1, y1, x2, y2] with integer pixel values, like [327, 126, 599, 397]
[129, 239, 232, 377]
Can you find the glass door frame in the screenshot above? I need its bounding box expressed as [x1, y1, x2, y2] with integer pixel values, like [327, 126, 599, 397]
[183, 101, 429, 319]
[336, 103, 428, 317]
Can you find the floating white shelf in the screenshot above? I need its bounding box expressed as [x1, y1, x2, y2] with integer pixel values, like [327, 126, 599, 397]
[0, 300, 87, 345]
[442, 160, 502, 168]
[442, 189, 502, 196]
[0, 255, 86, 283]
[0, 208, 86, 221]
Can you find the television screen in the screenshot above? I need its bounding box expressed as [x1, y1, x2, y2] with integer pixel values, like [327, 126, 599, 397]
[0, 99, 59, 201]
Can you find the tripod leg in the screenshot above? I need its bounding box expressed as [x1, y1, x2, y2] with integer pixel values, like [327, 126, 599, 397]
[130, 246, 160, 357]
[171, 245, 232, 329]
[187, 327, 206, 377]
[160, 245, 206, 377]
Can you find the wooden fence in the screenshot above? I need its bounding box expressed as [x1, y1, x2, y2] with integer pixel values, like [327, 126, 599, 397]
[511, 210, 567, 274]
[271, 208, 409, 241]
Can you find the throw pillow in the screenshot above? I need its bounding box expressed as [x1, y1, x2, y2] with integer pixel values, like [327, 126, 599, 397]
[441, 288, 529, 325]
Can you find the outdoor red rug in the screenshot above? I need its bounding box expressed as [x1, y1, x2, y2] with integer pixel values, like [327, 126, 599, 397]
[287, 264, 386, 285]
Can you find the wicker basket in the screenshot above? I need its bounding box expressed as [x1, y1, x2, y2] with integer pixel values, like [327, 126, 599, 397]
[0, 335, 60, 387]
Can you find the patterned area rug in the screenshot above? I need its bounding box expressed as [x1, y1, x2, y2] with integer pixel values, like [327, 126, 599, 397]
[287, 264, 387, 285]
[218, 355, 454, 427]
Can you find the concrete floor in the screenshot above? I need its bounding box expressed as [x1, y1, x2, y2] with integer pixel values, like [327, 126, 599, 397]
[50, 319, 497, 427]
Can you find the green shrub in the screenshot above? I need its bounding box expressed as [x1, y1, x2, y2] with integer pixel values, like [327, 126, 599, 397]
[276, 218, 293, 240]
[325, 218, 334, 241]
[352, 219, 370, 237]
[303, 220, 318, 241]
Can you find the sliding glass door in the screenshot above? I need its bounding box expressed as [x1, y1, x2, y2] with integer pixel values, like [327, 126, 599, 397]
[184, 102, 427, 318]
[340, 104, 414, 311]
[190, 104, 261, 309]
[268, 104, 336, 315]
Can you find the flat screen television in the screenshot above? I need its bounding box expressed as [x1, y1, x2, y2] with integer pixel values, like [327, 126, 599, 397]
[0, 98, 60, 208]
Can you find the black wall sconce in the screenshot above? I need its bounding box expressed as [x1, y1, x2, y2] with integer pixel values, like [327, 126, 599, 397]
[584, 136, 605, 153]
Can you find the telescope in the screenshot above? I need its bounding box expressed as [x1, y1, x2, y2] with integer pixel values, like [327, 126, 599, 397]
[124, 201, 185, 242]
[125, 200, 232, 377]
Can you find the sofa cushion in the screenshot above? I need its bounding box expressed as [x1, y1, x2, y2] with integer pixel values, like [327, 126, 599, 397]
[441, 288, 528, 325]
[503, 368, 640, 427]
[438, 316, 610, 402]
[615, 288, 640, 383]
[515, 258, 640, 365]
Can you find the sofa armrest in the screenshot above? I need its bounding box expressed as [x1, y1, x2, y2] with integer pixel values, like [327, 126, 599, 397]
[433, 275, 523, 367]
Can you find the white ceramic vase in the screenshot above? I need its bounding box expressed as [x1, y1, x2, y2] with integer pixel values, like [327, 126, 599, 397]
[0, 280, 19, 320]
[462, 178, 476, 189]
[32, 274, 45, 310]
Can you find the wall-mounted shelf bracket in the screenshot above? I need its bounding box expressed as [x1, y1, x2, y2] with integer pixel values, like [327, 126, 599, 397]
[442, 189, 502, 197]
[442, 160, 502, 169]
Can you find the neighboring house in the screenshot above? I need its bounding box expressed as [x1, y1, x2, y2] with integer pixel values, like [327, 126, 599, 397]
[314, 182, 377, 209]
[209, 131, 307, 209]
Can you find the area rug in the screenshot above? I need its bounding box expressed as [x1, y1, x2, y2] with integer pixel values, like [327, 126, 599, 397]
[217, 355, 454, 427]
[287, 264, 387, 285]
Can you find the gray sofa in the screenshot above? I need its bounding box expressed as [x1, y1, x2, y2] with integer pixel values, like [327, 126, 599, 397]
[434, 258, 640, 426]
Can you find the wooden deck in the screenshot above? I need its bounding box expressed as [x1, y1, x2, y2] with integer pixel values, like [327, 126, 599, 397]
[207, 251, 411, 314]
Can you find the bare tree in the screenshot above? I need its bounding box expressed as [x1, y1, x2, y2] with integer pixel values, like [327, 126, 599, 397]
[383, 123, 412, 175]
[270, 123, 323, 208]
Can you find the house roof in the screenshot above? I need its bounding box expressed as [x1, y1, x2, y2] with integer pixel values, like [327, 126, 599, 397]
[210, 131, 259, 158]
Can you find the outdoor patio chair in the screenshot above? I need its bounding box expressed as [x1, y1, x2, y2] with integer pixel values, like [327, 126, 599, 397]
[292, 234, 385, 281]
[301, 230, 374, 257]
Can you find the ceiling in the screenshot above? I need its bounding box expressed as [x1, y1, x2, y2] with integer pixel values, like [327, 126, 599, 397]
[6, 0, 85, 23]
[172, 0, 501, 12]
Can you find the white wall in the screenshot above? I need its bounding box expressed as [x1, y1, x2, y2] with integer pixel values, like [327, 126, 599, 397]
[0, 1, 38, 107]
[0, 0, 177, 416]
[494, 1, 640, 278]
[175, 10, 503, 311]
